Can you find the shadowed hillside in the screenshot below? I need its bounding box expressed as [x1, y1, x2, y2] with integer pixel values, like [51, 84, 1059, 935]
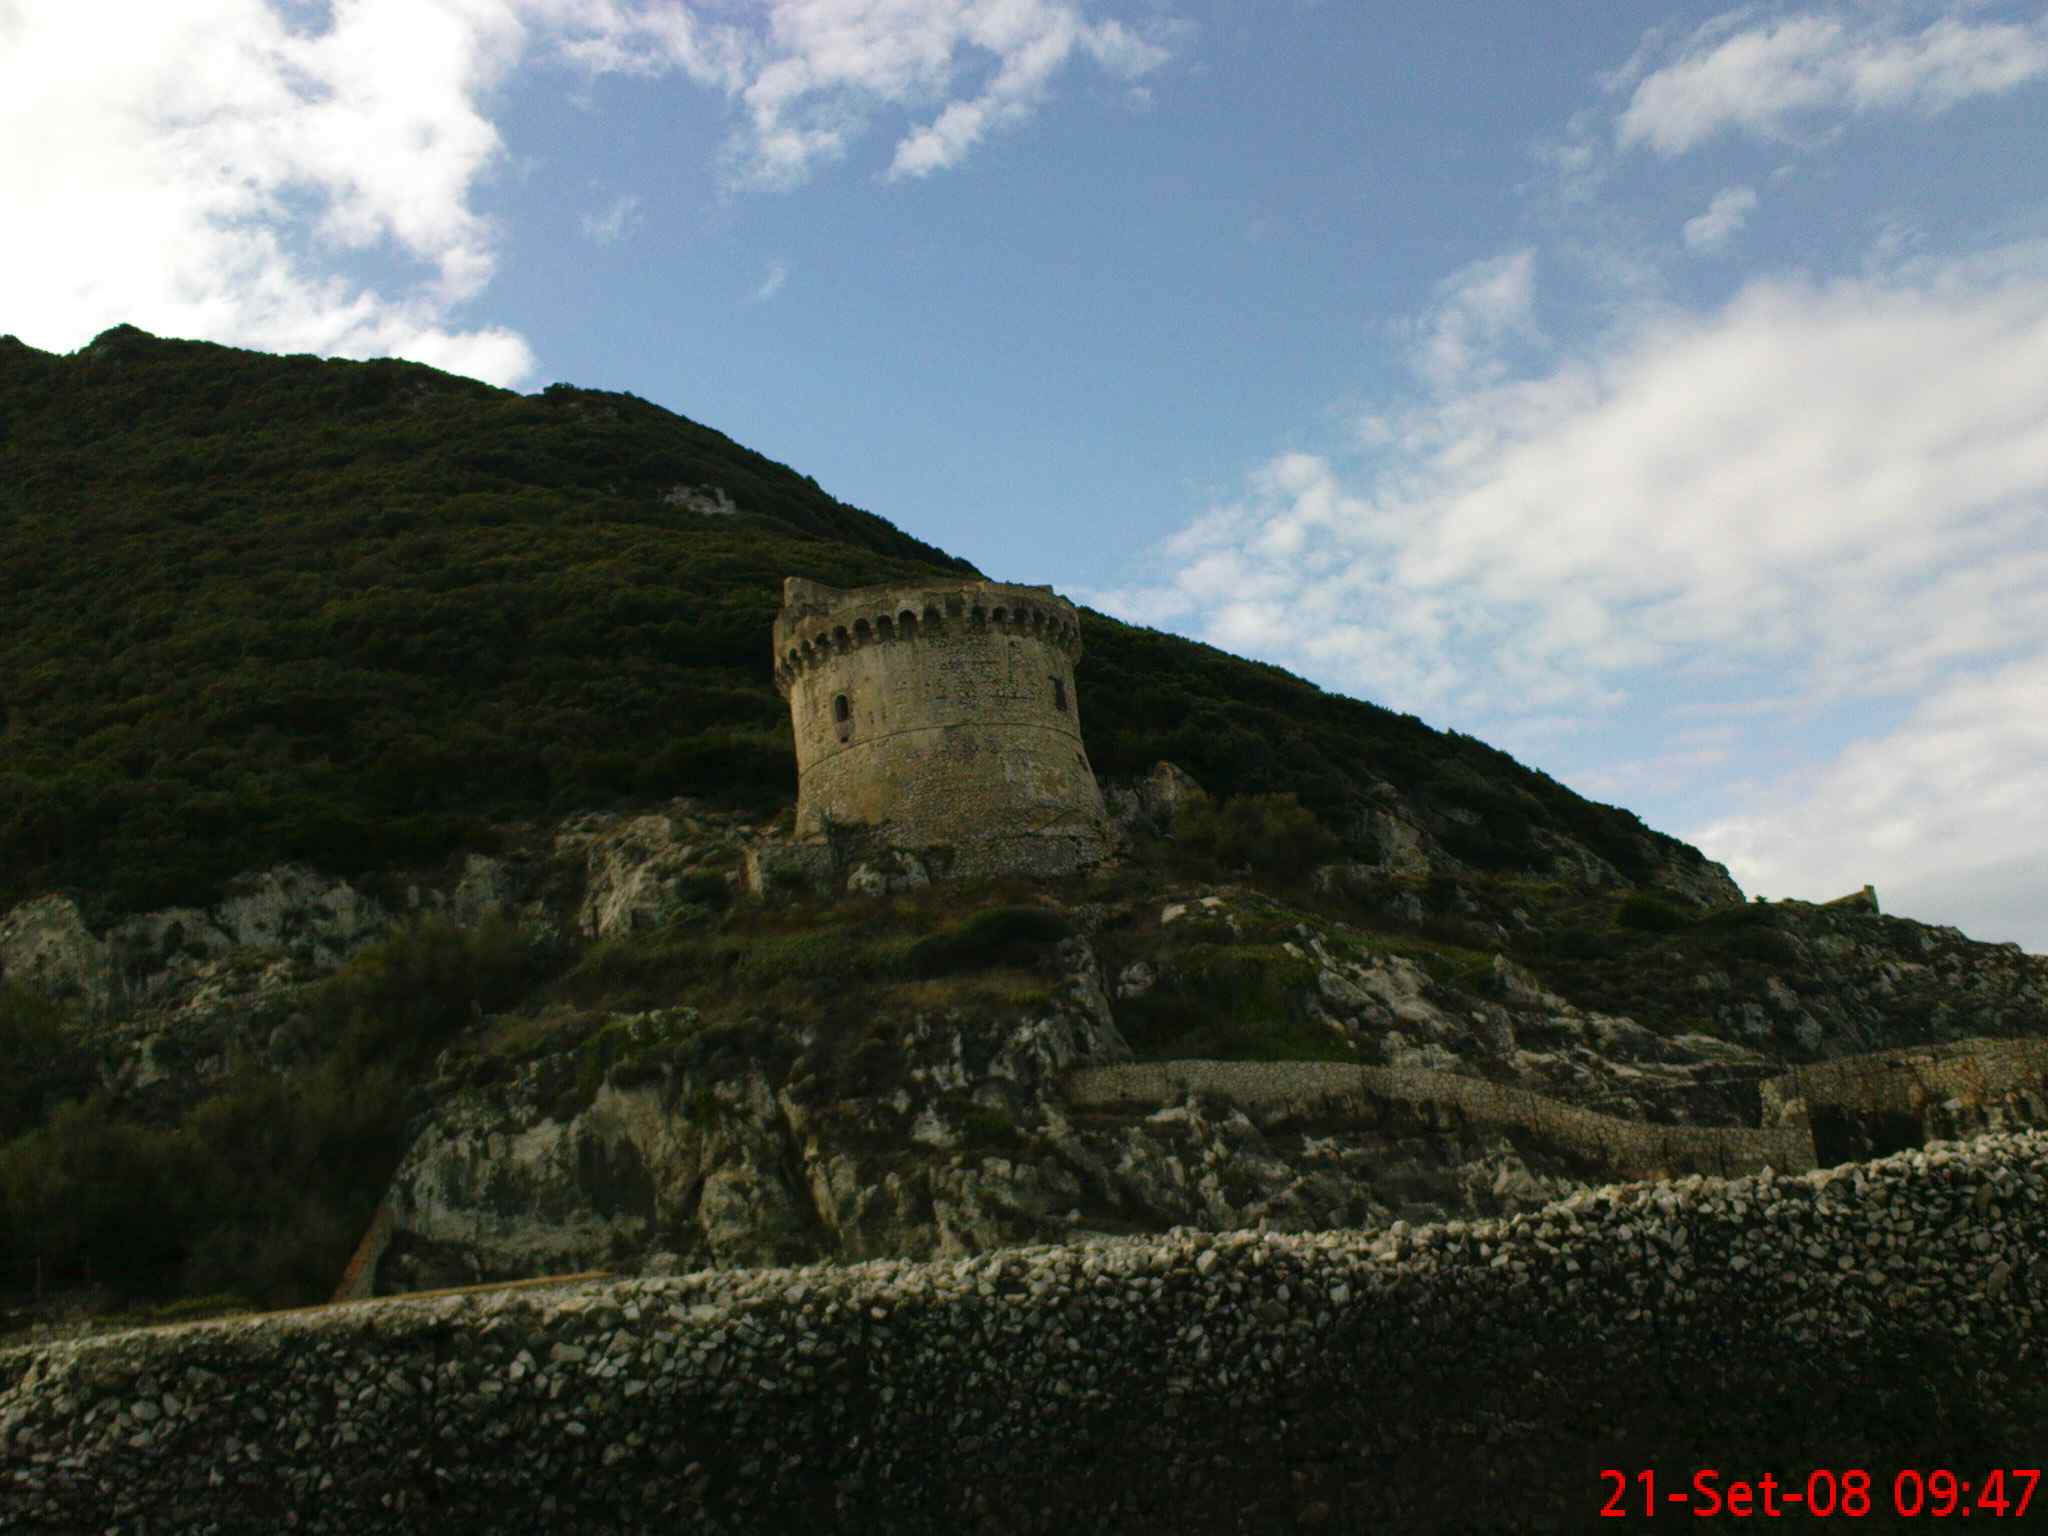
[1, 326, 1721, 925]
[0, 328, 2042, 1362]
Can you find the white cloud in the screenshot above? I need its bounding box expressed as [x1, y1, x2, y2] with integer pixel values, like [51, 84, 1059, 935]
[580, 191, 644, 244]
[1691, 654, 2048, 951]
[0, 0, 537, 383]
[1400, 248, 1540, 394]
[1089, 242, 2048, 908]
[1617, 6, 2048, 157]
[2, 0, 1173, 377]
[1682, 183, 1758, 254]
[751, 258, 791, 302]
[882, 9, 1168, 178]
[563, 0, 1176, 188]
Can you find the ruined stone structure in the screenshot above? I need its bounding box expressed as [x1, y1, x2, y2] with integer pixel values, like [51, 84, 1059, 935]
[771, 576, 1111, 879]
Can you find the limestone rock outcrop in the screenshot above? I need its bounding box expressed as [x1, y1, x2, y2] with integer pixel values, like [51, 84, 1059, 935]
[4, 791, 2042, 1302]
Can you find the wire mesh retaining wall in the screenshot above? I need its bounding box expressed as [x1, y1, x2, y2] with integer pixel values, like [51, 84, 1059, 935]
[1064, 1059, 1817, 1178]
[1760, 1036, 2048, 1124]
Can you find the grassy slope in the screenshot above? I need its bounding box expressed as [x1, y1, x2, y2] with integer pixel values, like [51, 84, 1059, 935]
[1, 326, 1712, 926]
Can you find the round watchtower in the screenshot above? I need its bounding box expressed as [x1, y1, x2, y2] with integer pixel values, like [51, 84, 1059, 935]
[772, 576, 1111, 878]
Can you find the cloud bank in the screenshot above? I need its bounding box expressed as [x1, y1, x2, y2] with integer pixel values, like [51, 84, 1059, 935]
[0, 0, 537, 382]
[1108, 244, 2048, 709]
[1615, 6, 2048, 155]
[1089, 2, 2048, 947]
[0, 0, 1173, 380]
[1092, 235, 2048, 943]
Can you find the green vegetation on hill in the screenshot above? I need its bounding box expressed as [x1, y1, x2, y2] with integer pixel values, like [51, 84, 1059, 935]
[0, 911, 550, 1306]
[0, 883, 1087, 1304]
[1080, 621, 1687, 882]
[0, 327, 1716, 924]
[0, 327, 972, 919]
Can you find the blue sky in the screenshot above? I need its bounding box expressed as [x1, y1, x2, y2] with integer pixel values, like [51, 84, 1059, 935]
[6, 0, 2047, 951]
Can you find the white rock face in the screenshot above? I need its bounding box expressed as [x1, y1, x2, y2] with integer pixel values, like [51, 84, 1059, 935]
[1103, 759, 1208, 842]
[0, 868, 387, 1024]
[0, 801, 744, 1104]
[385, 937, 1141, 1282]
[0, 896, 106, 1012]
[8, 786, 2040, 1308]
[381, 914, 1696, 1285]
[562, 812, 717, 940]
[1364, 807, 1432, 876]
[212, 867, 386, 957]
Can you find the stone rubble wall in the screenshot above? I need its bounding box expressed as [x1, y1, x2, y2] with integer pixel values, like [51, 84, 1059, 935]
[1066, 1059, 1818, 1179]
[5, 1133, 2040, 1534]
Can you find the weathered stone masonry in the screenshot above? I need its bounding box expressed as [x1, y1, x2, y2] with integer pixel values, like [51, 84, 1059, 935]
[1065, 1059, 1819, 1179]
[5, 1132, 2041, 1534]
[771, 576, 1111, 879]
[1761, 1034, 2048, 1128]
[1063, 1037, 2048, 1183]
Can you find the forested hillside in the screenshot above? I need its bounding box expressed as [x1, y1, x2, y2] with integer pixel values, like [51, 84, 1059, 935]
[0, 327, 1720, 926]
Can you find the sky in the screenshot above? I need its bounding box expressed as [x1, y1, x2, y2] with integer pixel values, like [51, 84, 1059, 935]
[4, 0, 2046, 952]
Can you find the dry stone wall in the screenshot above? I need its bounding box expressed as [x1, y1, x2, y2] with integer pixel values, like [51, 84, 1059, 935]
[1066, 1059, 1818, 1180]
[4, 1133, 2040, 1533]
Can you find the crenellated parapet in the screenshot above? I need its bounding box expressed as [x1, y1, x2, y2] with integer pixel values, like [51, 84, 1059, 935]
[773, 578, 1083, 696]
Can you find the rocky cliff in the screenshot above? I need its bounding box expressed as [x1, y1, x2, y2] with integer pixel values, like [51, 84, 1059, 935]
[5, 779, 2042, 1311]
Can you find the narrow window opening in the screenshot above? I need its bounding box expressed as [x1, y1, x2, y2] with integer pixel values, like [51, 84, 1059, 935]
[833, 694, 850, 723]
[1051, 677, 1068, 713]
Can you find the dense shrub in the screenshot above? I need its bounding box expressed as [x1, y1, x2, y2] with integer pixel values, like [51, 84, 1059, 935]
[0, 983, 94, 1141]
[1116, 942, 1333, 1061]
[1174, 793, 1338, 877]
[176, 1059, 408, 1304]
[1699, 901, 1785, 931]
[0, 1097, 197, 1297]
[1725, 926, 1801, 965]
[673, 869, 733, 908]
[1614, 894, 1691, 934]
[1536, 927, 1620, 962]
[0, 916, 554, 1305]
[910, 906, 1072, 977]
[313, 911, 553, 1075]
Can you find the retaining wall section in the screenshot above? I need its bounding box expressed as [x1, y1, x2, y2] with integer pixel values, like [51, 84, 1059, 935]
[1760, 1035, 2048, 1124]
[4, 1133, 2041, 1533]
[1066, 1059, 1818, 1179]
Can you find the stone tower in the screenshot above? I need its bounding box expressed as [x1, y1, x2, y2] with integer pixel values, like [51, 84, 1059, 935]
[772, 576, 1111, 878]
